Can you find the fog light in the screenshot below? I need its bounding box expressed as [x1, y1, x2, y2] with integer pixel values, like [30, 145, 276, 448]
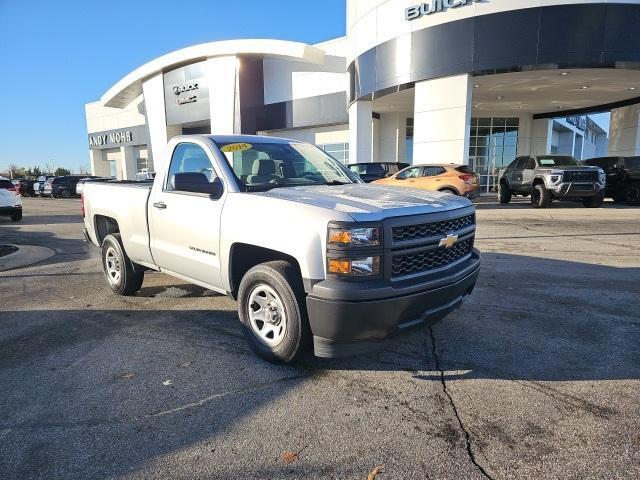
[328, 256, 380, 276]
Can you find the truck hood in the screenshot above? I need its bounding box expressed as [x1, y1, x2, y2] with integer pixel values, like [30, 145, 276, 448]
[256, 184, 472, 221]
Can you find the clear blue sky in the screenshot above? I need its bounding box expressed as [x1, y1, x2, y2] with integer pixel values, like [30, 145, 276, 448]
[0, 0, 346, 172]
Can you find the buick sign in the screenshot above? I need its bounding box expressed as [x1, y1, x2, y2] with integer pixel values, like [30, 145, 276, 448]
[173, 83, 199, 96]
[406, 0, 477, 21]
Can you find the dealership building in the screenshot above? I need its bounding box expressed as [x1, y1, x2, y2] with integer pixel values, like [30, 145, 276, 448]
[86, 0, 640, 192]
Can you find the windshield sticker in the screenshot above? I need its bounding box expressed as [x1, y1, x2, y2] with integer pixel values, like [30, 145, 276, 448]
[539, 159, 556, 166]
[220, 143, 252, 153]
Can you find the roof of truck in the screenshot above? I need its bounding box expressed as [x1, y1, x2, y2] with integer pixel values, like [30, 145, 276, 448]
[209, 135, 302, 145]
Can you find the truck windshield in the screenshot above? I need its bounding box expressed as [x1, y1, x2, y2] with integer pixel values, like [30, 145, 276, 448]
[537, 156, 581, 167]
[216, 141, 360, 191]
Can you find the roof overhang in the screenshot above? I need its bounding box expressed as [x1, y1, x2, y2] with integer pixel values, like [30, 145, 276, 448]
[101, 39, 326, 108]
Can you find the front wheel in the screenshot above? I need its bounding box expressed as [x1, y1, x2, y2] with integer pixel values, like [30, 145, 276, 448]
[101, 234, 144, 296]
[583, 191, 605, 208]
[531, 184, 551, 208]
[11, 212, 22, 222]
[237, 261, 310, 363]
[60, 189, 71, 199]
[498, 182, 512, 204]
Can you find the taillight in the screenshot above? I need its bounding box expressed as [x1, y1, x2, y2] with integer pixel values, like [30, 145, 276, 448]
[459, 174, 477, 185]
[80, 193, 85, 217]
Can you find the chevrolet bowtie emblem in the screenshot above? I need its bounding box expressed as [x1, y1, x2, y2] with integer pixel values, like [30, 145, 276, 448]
[439, 234, 459, 249]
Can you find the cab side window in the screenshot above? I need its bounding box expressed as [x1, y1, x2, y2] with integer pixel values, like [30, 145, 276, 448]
[524, 157, 536, 170]
[423, 166, 446, 177]
[166, 143, 217, 192]
[397, 167, 421, 179]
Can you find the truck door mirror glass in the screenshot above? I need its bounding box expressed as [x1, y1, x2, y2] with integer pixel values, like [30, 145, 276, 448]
[172, 173, 224, 199]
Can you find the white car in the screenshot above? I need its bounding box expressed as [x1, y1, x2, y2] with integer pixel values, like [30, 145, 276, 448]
[0, 182, 23, 221]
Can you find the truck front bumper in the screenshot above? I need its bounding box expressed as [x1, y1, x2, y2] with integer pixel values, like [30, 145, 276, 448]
[549, 182, 604, 198]
[306, 250, 480, 358]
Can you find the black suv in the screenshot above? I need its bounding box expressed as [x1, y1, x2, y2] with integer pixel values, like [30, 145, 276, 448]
[583, 156, 640, 205]
[49, 176, 86, 198]
[348, 162, 410, 183]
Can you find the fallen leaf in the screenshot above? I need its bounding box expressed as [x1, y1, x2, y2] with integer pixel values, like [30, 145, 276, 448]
[162, 380, 173, 386]
[120, 372, 135, 379]
[281, 451, 299, 464]
[367, 465, 384, 480]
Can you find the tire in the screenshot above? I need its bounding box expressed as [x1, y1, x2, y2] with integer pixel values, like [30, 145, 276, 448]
[10, 212, 22, 222]
[626, 184, 640, 206]
[237, 260, 310, 363]
[583, 191, 605, 208]
[60, 189, 71, 199]
[498, 182, 512, 204]
[101, 234, 144, 296]
[531, 184, 551, 208]
[440, 188, 458, 196]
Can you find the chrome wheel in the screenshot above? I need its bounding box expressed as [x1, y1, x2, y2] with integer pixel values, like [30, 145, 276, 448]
[247, 284, 287, 347]
[105, 246, 121, 285]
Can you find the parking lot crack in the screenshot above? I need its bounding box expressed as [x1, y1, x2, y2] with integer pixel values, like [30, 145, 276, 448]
[429, 326, 494, 480]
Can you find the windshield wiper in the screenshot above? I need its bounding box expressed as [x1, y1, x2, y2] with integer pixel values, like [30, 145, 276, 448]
[324, 180, 350, 186]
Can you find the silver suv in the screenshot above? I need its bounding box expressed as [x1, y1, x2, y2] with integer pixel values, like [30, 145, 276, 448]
[499, 155, 606, 208]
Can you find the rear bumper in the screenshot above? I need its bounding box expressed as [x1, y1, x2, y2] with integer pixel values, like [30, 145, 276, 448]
[464, 188, 480, 200]
[0, 205, 21, 216]
[306, 250, 480, 358]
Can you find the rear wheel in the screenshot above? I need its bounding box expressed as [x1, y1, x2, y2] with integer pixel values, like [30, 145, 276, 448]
[101, 234, 144, 296]
[626, 184, 640, 206]
[10, 212, 22, 222]
[498, 182, 512, 204]
[583, 191, 605, 208]
[237, 261, 310, 363]
[60, 189, 71, 199]
[531, 184, 551, 208]
[440, 188, 458, 196]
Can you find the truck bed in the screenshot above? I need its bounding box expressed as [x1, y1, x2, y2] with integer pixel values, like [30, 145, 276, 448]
[83, 181, 154, 266]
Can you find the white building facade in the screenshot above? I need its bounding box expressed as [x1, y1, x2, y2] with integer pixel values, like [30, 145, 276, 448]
[86, 0, 640, 192]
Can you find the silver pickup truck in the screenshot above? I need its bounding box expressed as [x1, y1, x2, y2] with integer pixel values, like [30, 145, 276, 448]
[82, 135, 480, 362]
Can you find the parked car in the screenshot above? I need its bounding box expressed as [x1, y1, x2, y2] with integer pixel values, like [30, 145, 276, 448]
[34, 176, 55, 197]
[76, 176, 110, 195]
[15, 178, 36, 197]
[347, 162, 410, 183]
[46, 175, 90, 198]
[373, 164, 480, 198]
[0, 177, 19, 195]
[82, 135, 480, 363]
[499, 155, 606, 208]
[0, 181, 22, 221]
[583, 156, 640, 205]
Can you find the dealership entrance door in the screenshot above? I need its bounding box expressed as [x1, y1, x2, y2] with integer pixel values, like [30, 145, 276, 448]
[468, 117, 519, 194]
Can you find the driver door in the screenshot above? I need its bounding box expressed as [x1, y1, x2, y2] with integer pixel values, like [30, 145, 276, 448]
[521, 157, 536, 191]
[148, 142, 226, 290]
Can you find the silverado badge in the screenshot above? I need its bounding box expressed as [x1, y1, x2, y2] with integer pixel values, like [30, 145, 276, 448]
[439, 234, 459, 249]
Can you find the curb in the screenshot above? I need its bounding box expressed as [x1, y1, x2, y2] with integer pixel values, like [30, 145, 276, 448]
[0, 245, 56, 272]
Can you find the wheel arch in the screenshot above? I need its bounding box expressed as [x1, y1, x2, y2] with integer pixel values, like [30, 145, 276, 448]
[94, 215, 120, 245]
[229, 243, 304, 300]
[438, 185, 461, 195]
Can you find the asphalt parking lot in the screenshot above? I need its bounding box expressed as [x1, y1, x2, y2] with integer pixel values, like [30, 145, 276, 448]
[1, 197, 639, 480]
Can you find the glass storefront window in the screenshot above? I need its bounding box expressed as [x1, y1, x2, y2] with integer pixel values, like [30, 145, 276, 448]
[469, 117, 519, 194]
[319, 143, 349, 163]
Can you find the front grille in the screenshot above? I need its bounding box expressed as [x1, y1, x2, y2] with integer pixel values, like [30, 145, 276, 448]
[391, 238, 474, 277]
[563, 171, 598, 182]
[392, 214, 475, 242]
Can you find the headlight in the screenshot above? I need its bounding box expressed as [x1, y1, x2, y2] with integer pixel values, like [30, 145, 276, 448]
[599, 172, 606, 184]
[550, 175, 561, 183]
[328, 256, 380, 276]
[328, 225, 381, 247]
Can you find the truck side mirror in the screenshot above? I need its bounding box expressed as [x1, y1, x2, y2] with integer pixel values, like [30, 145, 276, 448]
[172, 173, 224, 199]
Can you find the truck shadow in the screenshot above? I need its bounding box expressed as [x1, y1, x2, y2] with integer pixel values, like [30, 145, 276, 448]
[0, 253, 638, 478]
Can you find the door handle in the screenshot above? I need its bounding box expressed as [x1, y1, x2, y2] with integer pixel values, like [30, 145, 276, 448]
[153, 202, 167, 210]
